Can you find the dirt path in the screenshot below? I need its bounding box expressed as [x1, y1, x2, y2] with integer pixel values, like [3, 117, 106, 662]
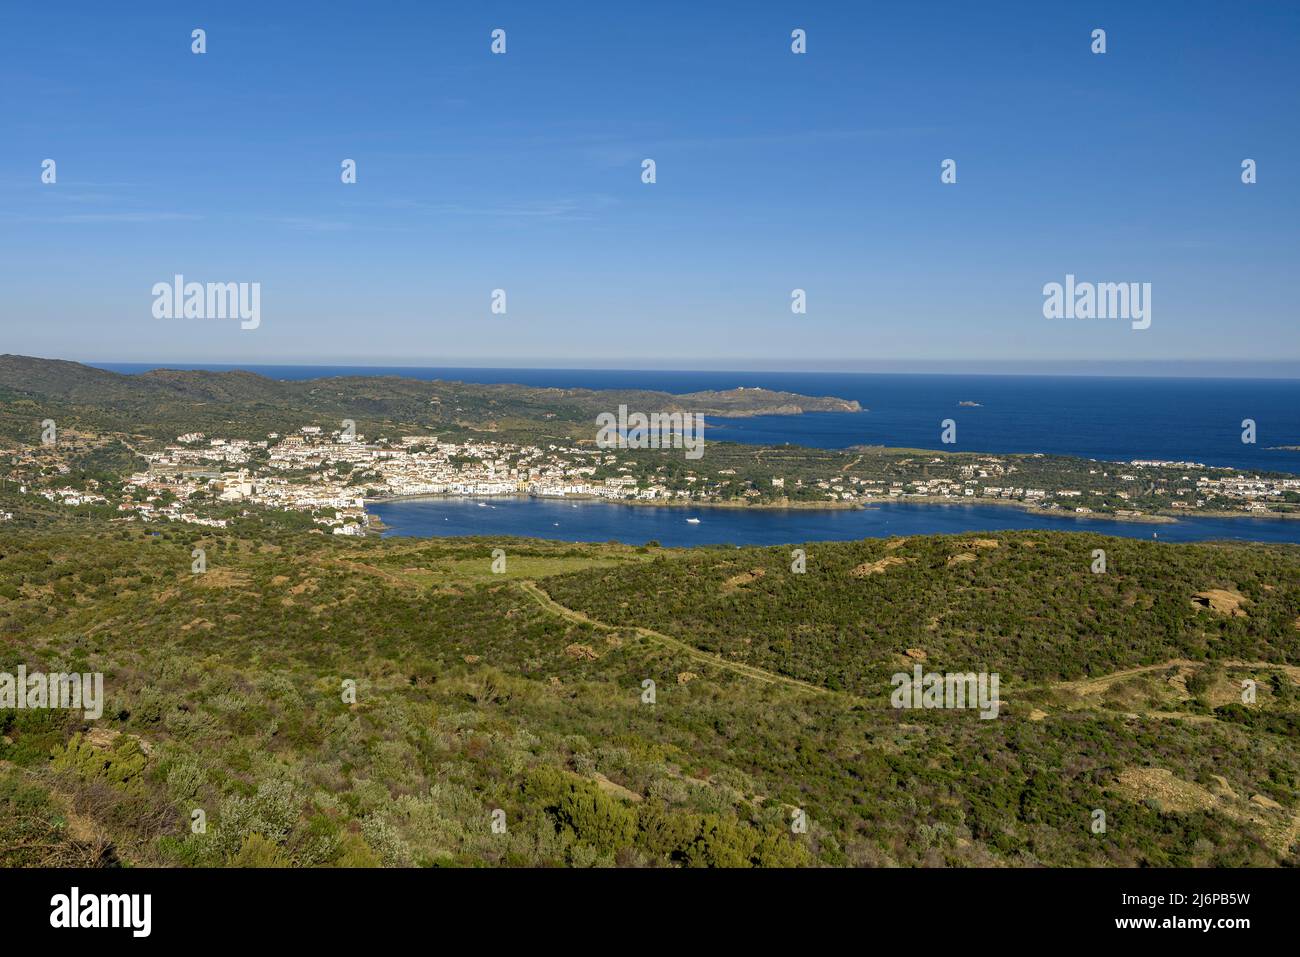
[518, 586, 1300, 717]
[330, 559, 414, 588]
[516, 580, 835, 697]
[1048, 658, 1300, 697]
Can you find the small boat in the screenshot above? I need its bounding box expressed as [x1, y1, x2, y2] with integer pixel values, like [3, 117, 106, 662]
[477, 502, 488, 508]
[686, 517, 701, 524]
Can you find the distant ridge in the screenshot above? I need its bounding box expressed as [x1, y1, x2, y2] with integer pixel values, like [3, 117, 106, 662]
[0, 354, 860, 443]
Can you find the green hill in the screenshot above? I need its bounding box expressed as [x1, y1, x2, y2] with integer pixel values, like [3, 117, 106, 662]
[2, 525, 1298, 868]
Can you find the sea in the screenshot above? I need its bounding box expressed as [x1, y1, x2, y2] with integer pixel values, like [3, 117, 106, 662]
[100, 364, 1300, 545]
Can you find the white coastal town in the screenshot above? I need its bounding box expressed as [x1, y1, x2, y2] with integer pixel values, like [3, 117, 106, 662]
[123, 427, 687, 534]
[4, 426, 1300, 534]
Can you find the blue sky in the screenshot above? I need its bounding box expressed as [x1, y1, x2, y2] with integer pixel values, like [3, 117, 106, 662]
[1, 0, 1297, 371]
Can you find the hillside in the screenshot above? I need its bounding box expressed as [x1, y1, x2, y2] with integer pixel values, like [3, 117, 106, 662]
[2, 525, 1299, 867]
[0, 356, 859, 445]
[545, 532, 1300, 689]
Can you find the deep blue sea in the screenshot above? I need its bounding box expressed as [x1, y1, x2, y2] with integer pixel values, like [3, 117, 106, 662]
[101, 363, 1300, 545]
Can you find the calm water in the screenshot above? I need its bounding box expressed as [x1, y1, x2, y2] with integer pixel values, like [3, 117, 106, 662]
[369, 497, 1300, 547]
[101, 364, 1300, 474]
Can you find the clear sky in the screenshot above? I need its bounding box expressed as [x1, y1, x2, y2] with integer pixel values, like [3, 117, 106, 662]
[1, 0, 1297, 371]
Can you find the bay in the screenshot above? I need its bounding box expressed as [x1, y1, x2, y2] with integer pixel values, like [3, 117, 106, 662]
[369, 497, 1300, 548]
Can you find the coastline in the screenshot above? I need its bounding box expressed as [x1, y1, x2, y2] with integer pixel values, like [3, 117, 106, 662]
[859, 494, 1177, 524]
[1162, 508, 1300, 522]
[363, 491, 863, 511]
[365, 490, 1295, 525]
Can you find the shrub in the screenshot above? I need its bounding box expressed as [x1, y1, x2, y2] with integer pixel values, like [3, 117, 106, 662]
[51, 733, 147, 786]
[231, 833, 290, 867]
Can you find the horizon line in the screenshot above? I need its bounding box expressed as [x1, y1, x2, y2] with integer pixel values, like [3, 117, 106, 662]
[74, 356, 1300, 381]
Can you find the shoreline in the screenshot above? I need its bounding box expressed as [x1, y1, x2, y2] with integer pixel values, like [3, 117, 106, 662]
[363, 491, 862, 511]
[364, 490, 1297, 525]
[862, 495, 1180, 524]
[1161, 507, 1300, 522]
